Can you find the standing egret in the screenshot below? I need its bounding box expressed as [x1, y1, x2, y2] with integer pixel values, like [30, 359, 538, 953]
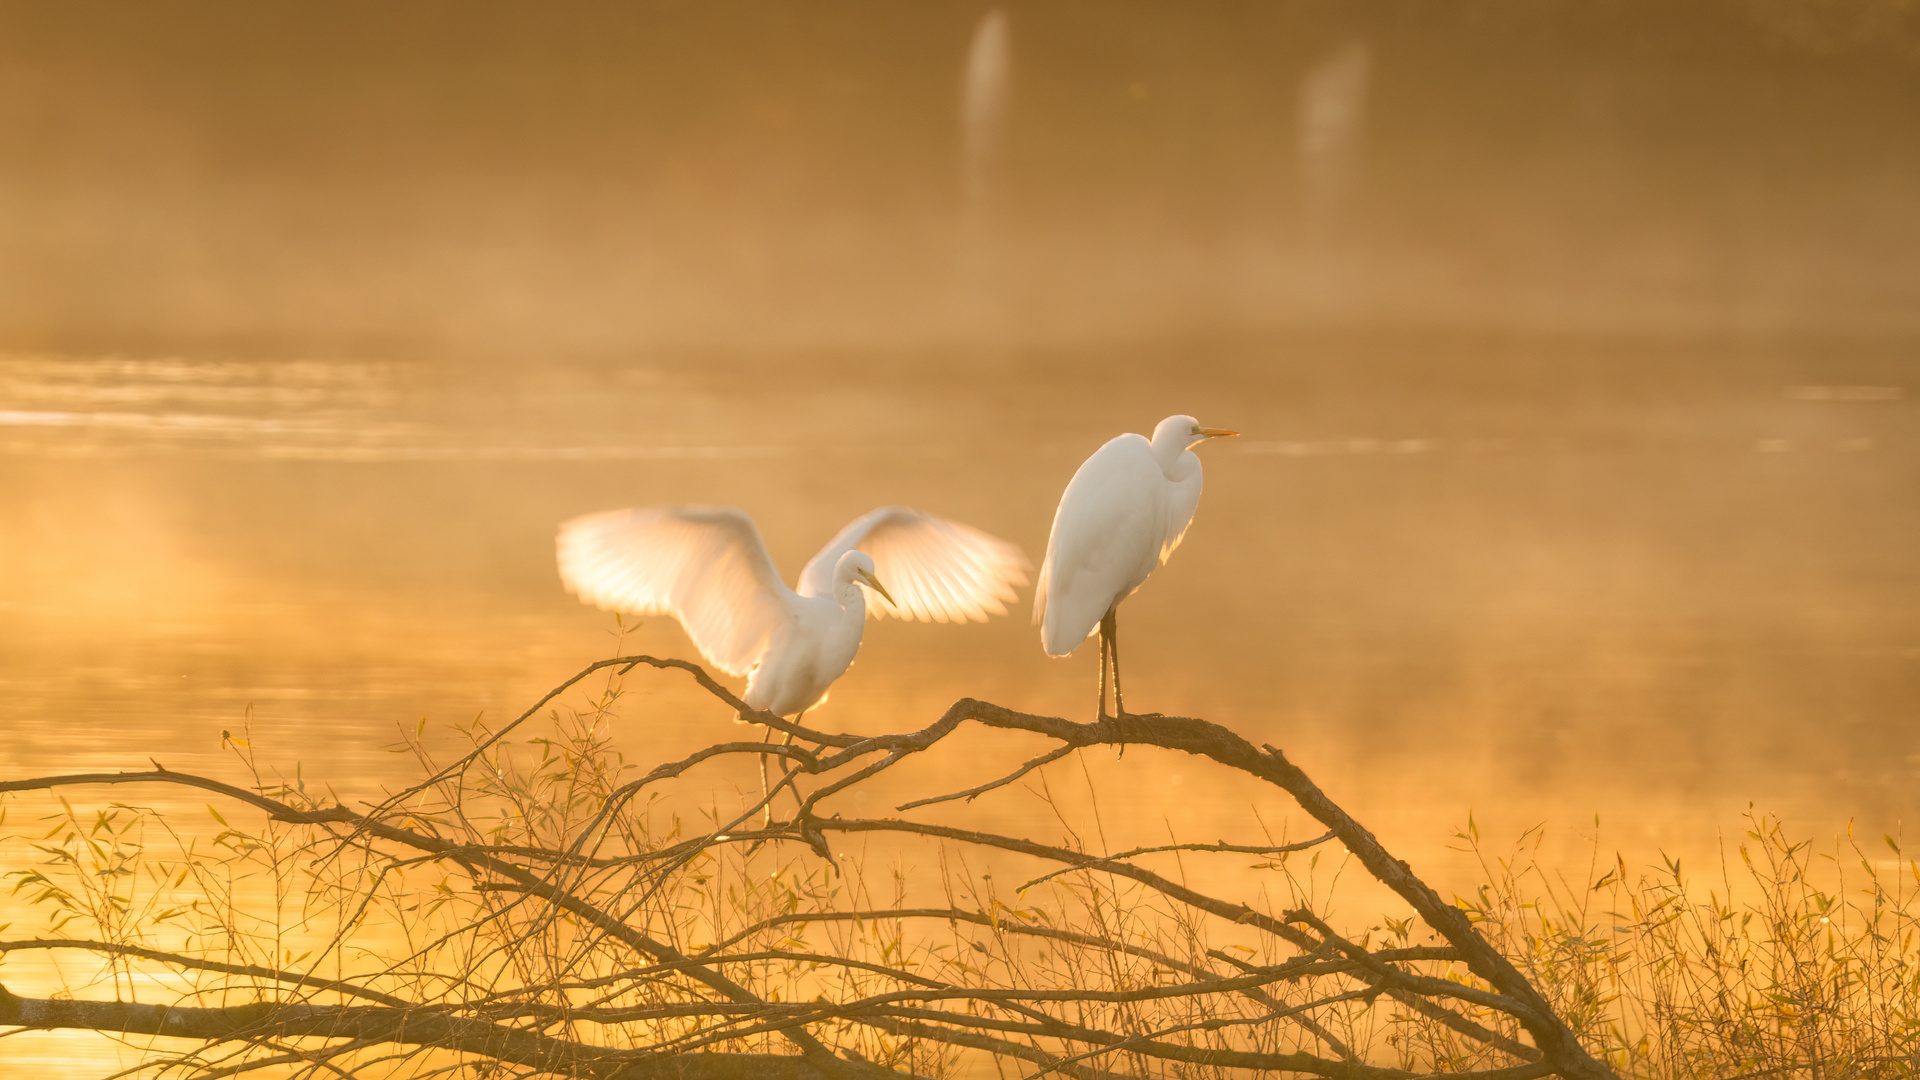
[1035, 416, 1238, 719]
[557, 505, 1030, 719]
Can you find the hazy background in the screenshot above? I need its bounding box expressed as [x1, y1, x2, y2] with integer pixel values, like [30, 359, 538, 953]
[1, 8, 1918, 1042]
[4, 1, 1918, 354]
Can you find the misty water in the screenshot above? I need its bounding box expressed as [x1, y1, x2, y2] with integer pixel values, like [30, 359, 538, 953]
[1, 341, 1912, 867]
[2, 3, 1918, 1074]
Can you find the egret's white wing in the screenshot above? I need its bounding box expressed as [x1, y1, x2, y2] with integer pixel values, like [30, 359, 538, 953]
[1035, 434, 1165, 656]
[797, 506, 1030, 623]
[556, 505, 797, 676]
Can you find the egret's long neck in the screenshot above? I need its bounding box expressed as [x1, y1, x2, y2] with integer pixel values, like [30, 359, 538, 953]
[1150, 432, 1199, 478]
[835, 575, 870, 619]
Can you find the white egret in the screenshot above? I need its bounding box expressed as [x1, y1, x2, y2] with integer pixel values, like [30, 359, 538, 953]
[557, 505, 1030, 719]
[1035, 415, 1238, 719]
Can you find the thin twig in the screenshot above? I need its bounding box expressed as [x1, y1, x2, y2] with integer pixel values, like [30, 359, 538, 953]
[896, 743, 1078, 811]
[1016, 831, 1337, 892]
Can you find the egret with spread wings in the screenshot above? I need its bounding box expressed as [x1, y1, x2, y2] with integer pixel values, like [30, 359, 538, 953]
[558, 505, 1030, 718]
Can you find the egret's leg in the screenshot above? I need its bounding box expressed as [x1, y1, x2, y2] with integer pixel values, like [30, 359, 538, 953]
[1095, 616, 1112, 721]
[1098, 611, 1121, 726]
[756, 711, 801, 825]
[774, 711, 809, 817]
[757, 723, 776, 825]
[1100, 609, 1129, 755]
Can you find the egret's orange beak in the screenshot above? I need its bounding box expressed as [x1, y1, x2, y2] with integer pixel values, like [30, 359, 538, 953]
[856, 566, 898, 607]
[1200, 427, 1239, 438]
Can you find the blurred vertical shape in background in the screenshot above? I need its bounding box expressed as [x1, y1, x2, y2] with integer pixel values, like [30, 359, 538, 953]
[960, 8, 1013, 214]
[958, 8, 1012, 340]
[1297, 40, 1372, 247]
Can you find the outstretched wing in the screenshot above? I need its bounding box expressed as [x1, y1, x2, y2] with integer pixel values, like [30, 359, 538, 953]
[556, 505, 797, 676]
[797, 506, 1030, 623]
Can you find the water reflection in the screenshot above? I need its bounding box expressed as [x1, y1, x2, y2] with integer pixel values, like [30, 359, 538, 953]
[0, 342, 1911, 830]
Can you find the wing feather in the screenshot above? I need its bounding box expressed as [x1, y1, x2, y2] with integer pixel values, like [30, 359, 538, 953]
[798, 507, 1030, 623]
[556, 505, 797, 676]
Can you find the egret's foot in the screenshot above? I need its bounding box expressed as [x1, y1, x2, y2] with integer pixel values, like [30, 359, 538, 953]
[1098, 708, 1131, 757]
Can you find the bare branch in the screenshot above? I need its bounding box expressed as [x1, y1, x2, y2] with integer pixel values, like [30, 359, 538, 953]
[0, 985, 917, 1080]
[0, 656, 1619, 1079]
[0, 938, 416, 1009]
[896, 743, 1077, 811]
[812, 818, 1326, 949]
[1015, 831, 1338, 892]
[794, 695, 1615, 1078]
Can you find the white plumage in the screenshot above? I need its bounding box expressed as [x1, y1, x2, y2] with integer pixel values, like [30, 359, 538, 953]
[1036, 415, 1237, 717]
[558, 505, 1028, 718]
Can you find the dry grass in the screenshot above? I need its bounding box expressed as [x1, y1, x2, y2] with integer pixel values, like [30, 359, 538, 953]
[1461, 811, 1920, 1077]
[3, 659, 1913, 1078]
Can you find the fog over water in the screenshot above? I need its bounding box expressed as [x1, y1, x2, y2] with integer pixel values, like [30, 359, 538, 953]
[0, 4, 1917, 1072]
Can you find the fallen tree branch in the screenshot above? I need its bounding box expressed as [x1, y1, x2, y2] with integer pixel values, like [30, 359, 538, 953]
[0, 655, 1618, 1079]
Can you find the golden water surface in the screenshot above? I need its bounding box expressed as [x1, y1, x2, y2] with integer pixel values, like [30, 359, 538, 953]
[0, 3, 1916, 1074]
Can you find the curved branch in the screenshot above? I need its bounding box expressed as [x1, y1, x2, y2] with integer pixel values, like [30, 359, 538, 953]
[0, 768, 292, 815]
[0, 983, 917, 1080]
[896, 743, 1077, 810]
[861, 1013, 1554, 1080]
[813, 818, 1326, 949]
[1015, 832, 1337, 892]
[0, 938, 415, 1009]
[857, 1015, 1134, 1080]
[0, 659, 1608, 1078]
[0, 766, 846, 1070]
[1284, 908, 1544, 1026]
[805, 697, 1616, 1079]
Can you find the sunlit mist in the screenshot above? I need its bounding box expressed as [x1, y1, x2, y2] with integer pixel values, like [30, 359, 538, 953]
[1297, 41, 1370, 241]
[0, 4, 1917, 1075]
[960, 8, 1012, 215]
